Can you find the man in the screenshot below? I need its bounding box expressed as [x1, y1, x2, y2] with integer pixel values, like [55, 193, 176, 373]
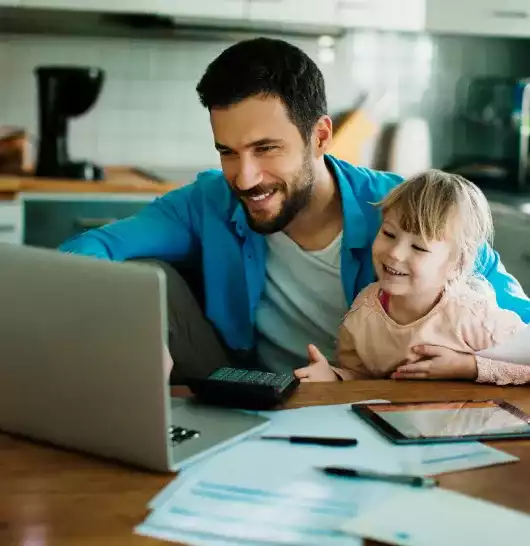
[59, 37, 530, 383]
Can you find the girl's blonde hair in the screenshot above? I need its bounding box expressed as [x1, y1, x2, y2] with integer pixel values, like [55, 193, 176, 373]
[376, 169, 494, 289]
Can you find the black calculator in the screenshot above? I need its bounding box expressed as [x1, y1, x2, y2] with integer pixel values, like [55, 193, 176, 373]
[185, 367, 300, 410]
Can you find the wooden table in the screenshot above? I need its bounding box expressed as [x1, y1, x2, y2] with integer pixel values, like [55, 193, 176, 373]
[2, 381, 530, 546]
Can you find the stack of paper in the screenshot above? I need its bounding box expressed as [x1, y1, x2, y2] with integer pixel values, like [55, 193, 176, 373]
[136, 403, 521, 545]
[138, 453, 367, 546]
[342, 486, 530, 546]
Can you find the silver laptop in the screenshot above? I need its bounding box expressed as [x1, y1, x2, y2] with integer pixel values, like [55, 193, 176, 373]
[0, 244, 268, 472]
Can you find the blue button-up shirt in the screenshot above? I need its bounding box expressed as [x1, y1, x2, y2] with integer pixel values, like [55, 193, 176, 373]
[59, 155, 530, 349]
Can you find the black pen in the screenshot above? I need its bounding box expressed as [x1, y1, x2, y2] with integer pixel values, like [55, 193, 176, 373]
[260, 435, 358, 447]
[321, 466, 438, 488]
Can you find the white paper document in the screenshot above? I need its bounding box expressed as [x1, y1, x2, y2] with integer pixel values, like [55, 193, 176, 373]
[139, 404, 518, 545]
[342, 486, 530, 546]
[138, 479, 365, 546]
[149, 403, 517, 512]
[138, 442, 404, 546]
[477, 324, 530, 365]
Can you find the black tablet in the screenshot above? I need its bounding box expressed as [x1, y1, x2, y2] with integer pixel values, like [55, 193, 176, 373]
[351, 399, 530, 444]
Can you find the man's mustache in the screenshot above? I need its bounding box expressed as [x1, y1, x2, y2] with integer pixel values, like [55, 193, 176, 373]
[234, 183, 285, 199]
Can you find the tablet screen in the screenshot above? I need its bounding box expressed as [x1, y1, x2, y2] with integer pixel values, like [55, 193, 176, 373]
[365, 400, 530, 439]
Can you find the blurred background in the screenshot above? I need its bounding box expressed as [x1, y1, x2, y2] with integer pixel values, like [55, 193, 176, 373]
[0, 1, 529, 291]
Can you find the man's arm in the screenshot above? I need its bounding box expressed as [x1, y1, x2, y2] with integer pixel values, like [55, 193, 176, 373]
[59, 184, 198, 262]
[476, 243, 530, 323]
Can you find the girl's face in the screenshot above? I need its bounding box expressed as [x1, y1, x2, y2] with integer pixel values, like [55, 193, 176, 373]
[372, 209, 458, 301]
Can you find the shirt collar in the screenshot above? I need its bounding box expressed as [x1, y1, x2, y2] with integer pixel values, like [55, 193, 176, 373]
[230, 154, 369, 248]
[326, 154, 369, 249]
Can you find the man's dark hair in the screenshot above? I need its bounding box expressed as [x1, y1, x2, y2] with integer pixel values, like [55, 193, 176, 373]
[196, 37, 327, 143]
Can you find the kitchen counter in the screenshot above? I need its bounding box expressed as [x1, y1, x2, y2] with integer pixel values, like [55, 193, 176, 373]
[0, 166, 201, 247]
[0, 167, 187, 197]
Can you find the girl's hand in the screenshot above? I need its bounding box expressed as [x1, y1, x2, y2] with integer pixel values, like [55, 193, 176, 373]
[391, 345, 478, 380]
[294, 344, 338, 382]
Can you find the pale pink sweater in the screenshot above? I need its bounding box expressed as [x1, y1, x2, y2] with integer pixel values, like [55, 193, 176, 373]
[338, 282, 530, 385]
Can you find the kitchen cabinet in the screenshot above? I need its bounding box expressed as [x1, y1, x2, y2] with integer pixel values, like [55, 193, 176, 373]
[0, 200, 23, 245]
[166, 0, 247, 21]
[23, 198, 150, 248]
[336, 0, 425, 32]
[15, 0, 530, 37]
[427, 0, 530, 38]
[20, 0, 248, 19]
[248, 0, 336, 27]
[19, 0, 173, 14]
[246, 0, 425, 32]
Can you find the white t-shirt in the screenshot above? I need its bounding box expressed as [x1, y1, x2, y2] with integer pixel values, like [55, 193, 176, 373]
[255, 231, 348, 373]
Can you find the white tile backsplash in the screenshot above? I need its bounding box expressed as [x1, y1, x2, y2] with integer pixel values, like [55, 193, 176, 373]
[0, 33, 340, 170]
[5, 28, 529, 172]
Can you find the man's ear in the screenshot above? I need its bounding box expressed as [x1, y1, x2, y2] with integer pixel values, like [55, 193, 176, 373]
[312, 115, 333, 157]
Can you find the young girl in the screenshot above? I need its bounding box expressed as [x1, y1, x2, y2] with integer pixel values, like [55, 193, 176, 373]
[295, 169, 530, 385]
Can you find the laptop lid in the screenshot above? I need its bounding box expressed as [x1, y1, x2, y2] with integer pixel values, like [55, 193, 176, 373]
[0, 244, 173, 471]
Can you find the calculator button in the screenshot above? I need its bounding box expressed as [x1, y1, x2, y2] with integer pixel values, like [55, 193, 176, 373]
[242, 371, 262, 383]
[258, 373, 276, 385]
[209, 368, 232, 380]
[227, 369, 246, 381]
[272, 374, 294, 387]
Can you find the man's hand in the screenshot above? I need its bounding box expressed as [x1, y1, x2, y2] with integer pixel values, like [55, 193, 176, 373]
[391, 345, 478, 381]
[163, 344, 174, 381]
[294, 344, 338, 382]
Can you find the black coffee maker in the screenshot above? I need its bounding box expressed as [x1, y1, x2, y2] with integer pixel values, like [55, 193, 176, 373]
[35, 66, 105, 181]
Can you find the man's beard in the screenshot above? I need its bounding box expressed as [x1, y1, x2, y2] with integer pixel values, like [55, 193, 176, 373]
[238, 153, 315, 235]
